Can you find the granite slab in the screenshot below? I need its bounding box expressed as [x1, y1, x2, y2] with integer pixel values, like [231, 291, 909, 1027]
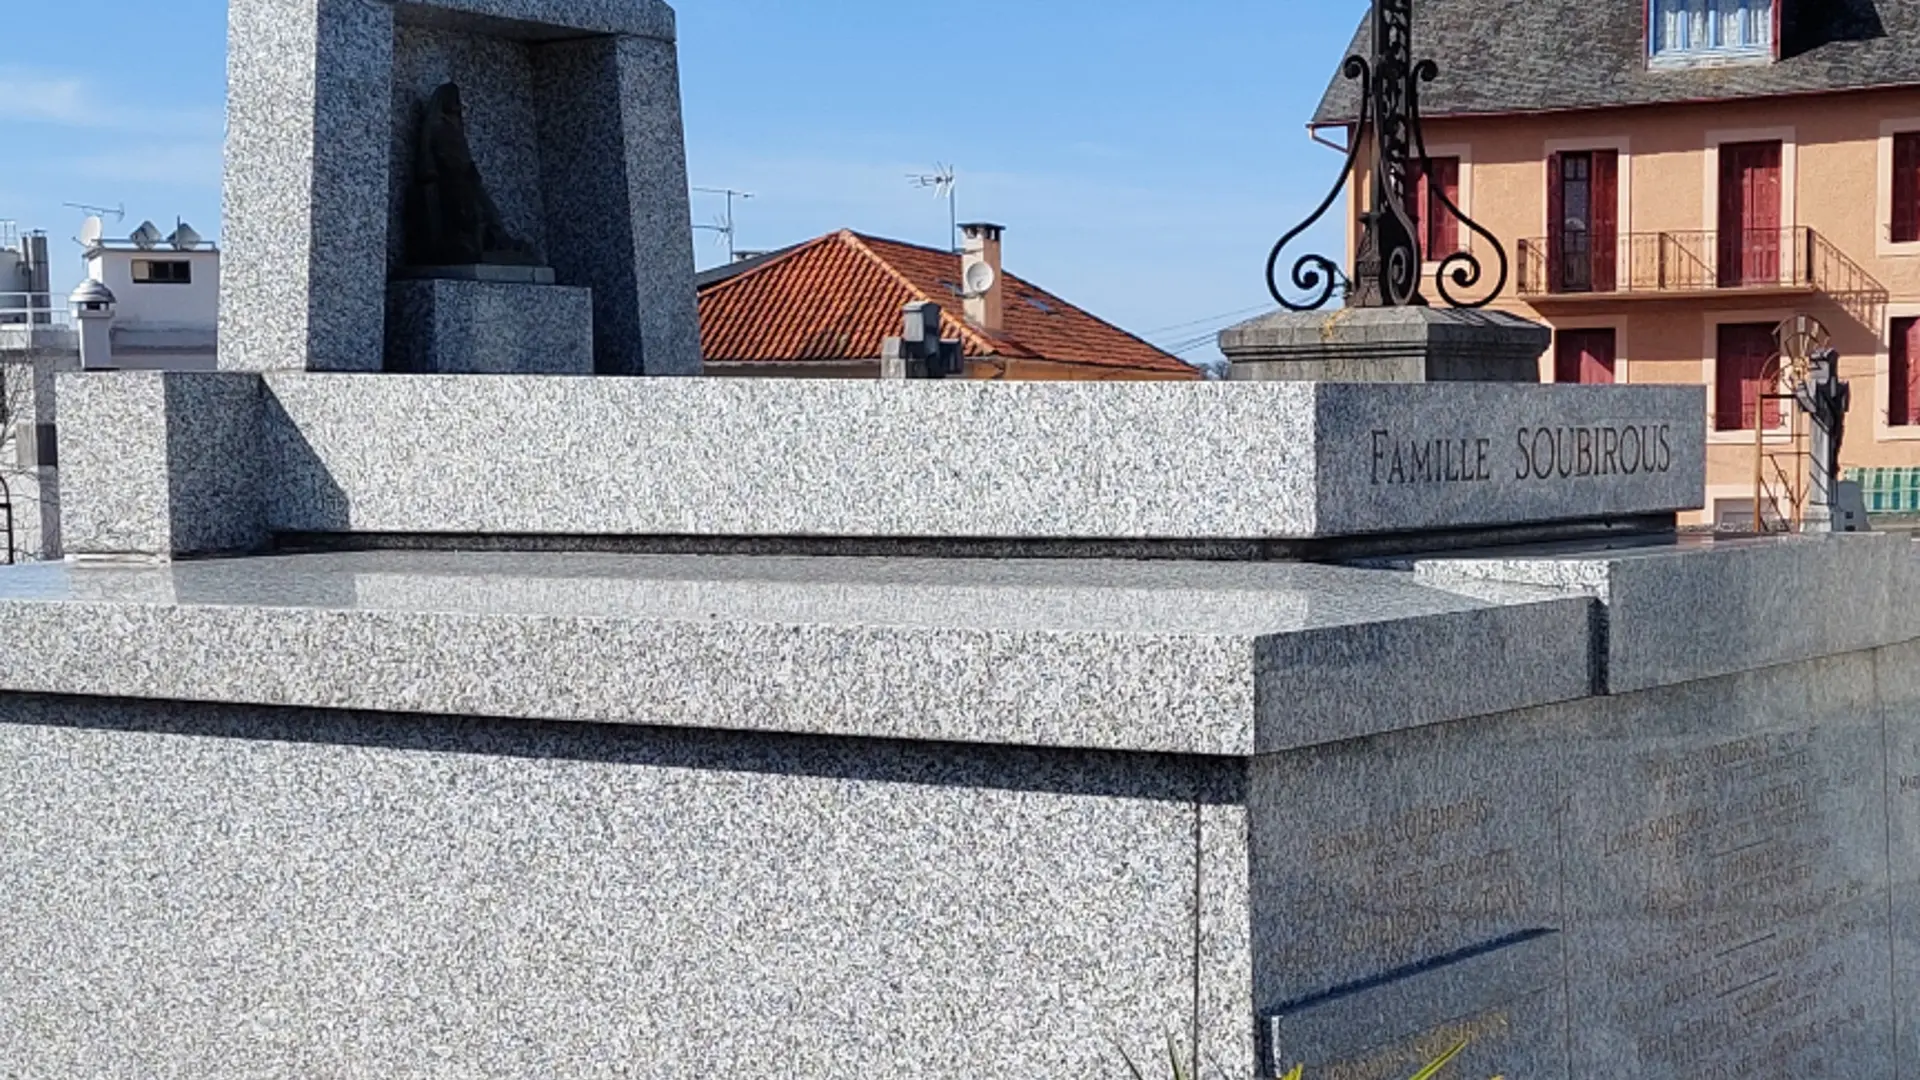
[1403, 531, 1920, 694]
[0, 694, 1231, 1078]
[57, 372, 264, 557]
[1875, 638, 1920, 1079]
[242, 376, 1701, 543]
[1251, 647, 1901, 1079]
[384, 279, 594, 375]
[0, 551, 1594, 757]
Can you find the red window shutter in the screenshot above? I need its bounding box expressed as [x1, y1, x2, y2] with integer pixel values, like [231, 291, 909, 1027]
[1590, 151, 1619, 292]
[1555, 329, 1617, 386]
[1426, 157, 1461, 257]
[1546, 153, 1565, 293]
[1894, 134, 1920, 244]
[1717, 323, 1780, 431]
[1896, 317, 1920, 427]
[1719, 141, 1783, 286]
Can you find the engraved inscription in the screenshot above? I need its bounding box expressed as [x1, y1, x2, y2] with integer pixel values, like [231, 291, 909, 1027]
[1296, 796, 1526, 964]
[1366, 424, 1676, 487]
[1585, 729, 1872, 1076]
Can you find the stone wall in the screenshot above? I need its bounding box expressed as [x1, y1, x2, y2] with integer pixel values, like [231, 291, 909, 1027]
[3, 633, 1918, 1077]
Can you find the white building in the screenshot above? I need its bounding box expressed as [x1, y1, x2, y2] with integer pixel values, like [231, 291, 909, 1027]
[0, 218, 222, 561]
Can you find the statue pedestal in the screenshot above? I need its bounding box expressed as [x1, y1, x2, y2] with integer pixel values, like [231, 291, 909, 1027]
[1219, 307, 1549, 383]
[385, 278, 594, 376]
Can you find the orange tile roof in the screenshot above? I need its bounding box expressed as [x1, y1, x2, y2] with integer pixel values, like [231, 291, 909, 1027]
[698, 230, 1196, 376]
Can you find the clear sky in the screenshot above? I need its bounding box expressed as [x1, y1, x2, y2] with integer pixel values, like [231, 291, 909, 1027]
[0, 0, 1368, 365]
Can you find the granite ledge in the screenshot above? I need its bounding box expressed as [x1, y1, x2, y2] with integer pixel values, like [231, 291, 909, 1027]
[0, 552, 1597, 757]
[1401, 530, 1920, 694]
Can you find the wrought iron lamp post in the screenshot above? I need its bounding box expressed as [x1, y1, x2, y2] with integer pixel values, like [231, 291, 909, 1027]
[1267, 0, 1508, 312]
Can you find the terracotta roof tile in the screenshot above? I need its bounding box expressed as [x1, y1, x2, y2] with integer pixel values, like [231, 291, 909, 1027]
[698, 229, 1196, 376]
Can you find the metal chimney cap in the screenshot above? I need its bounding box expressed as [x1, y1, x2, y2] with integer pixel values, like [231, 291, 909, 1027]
[69, 279, 116, 307]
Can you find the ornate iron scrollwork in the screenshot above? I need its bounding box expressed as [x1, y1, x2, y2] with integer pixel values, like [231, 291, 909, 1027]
[1266, 0, 1508, 312]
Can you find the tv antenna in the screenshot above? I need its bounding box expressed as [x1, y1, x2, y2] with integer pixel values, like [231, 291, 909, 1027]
[64, 201, 125, 224]
[693, 186, 754, 263]
[909, 164, 958, 252]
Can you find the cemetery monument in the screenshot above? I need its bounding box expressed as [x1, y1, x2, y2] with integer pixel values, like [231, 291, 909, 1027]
[0, 0, 1916, 1077]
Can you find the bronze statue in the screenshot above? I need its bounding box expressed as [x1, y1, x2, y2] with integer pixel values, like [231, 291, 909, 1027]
[406, 83, 541, 268]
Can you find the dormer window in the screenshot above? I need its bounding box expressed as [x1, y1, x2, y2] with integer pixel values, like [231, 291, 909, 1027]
[1650, 0, 1774, 66]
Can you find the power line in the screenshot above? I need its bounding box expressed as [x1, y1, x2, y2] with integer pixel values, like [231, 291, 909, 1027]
[1140, 303, 1272, 339]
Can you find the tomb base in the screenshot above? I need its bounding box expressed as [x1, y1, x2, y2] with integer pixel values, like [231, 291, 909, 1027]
[384, 278, 594, 376]
[1221, 306, 1550, 383]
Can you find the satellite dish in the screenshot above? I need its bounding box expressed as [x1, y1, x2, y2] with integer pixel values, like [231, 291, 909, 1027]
[963, 260, 997, 298]
[130, 221, 163, 250]
[78, 216, 104, 250]
[169, 222, 202, 251]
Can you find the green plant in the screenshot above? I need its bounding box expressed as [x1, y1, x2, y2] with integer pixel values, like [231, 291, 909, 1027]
[1116, 1034, 1212, 1080]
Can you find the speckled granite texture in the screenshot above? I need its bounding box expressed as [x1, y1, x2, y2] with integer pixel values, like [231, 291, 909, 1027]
[394, 0, 676, 41]
[1252, 648, 1902, 1078]
[257, 377, 1699, 541]
[0, 694, 1243, 1077]
[221, 0, 697, 375]
[57, 372, 264, 557]
[535, 33, 699, 375]
[220, 0, 392, 373]
[0, 552, 1592, 757]
[1406, 530, 1920, 693]
[1, 592, 1916, 1077]
[385, 279, 594, 374]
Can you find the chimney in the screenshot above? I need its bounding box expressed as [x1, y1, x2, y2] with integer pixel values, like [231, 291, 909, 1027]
[959, 223, 1004, 333]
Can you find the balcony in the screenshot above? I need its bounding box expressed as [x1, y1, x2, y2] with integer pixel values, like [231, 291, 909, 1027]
[1516, 227, 1886, 319]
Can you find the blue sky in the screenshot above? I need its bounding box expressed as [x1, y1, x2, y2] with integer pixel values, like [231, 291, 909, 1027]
[0, 0, 1367, 364]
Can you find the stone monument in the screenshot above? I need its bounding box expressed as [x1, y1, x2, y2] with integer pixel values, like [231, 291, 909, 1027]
[219, 0, 700, 377]
[4, 1, 1919, 1078]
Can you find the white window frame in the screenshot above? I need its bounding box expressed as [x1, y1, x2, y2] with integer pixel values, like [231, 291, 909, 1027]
[1877, 118, 1920, 257]
[1877, 303, 1920, 441]
[1541, 136, 1634, 292]
[1649, 0, 1774, 65]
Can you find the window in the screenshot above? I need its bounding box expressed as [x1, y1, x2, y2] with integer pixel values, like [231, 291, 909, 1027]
[1717, 141, 1783, 286]
[1715, 322, 1782, 432]
[1894, 133, 1920, 244]
[1412, 157, 1460, 259]
[1650, 0, 1773, 61]
[1547, 151, 1618, 293]
[132, 260, 192, 285]
[1892, 317, 1920, 427]
[1555, 329, 1617, 385]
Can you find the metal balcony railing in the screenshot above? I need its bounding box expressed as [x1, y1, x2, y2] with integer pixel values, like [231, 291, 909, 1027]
[1516, 227, 1884, 305]
[0, 293, 74, 354]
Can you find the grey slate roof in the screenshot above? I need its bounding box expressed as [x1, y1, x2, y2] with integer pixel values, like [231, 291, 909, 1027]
[1312, 0, 1917, 124]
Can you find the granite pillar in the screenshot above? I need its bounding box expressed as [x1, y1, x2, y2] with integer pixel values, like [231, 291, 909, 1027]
[534, 34, 700, 376]
[219, 0, 393, 373]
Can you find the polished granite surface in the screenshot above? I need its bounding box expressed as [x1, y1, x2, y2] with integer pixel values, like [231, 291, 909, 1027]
[0, 551, 1597, 756]
[0, 550, 1560, 635]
